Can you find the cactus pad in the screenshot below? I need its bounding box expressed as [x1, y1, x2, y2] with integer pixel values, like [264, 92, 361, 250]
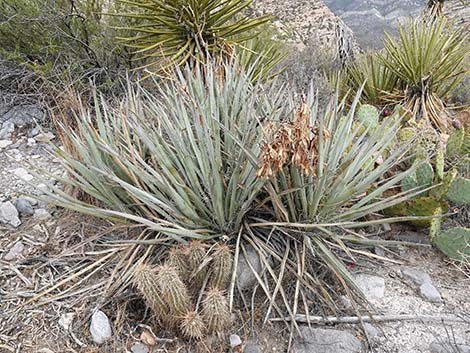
[429, 207, 442, 241]
[415, 161, 434, 188]
[446, 128, 464, 159]
[447, 177, 470, 205]
[357, 104, 379, 130]
[435, 145, 445, 181]
[408, 197, 444, 226]
[433, 227, 470, 262]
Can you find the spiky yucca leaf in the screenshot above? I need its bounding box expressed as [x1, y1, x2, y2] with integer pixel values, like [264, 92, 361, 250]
[180, 311, 205, 339]
[155, 264, 191, 316]
[115, 0, 271, 76]
[209, 244, 233, 290]
[202, 288, 230, 333]
[42, 62, 286, 241]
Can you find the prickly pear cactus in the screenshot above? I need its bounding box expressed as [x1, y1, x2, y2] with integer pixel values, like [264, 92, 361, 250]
[429, 207, 442, 241]
[435, 145, 445, 181]
[429, 169, 457, 201]
[408, 197, 446, 227]
[447, 177, 470, 205]
[357, 104, 379, 130]
[415, 161, 434, 188]
[447, 128, 465, 159]
[433, 227, 470, 262]
[399, 127, 415, 142]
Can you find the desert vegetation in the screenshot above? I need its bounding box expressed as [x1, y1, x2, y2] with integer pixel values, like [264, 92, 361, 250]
[0, 0, 469, 352]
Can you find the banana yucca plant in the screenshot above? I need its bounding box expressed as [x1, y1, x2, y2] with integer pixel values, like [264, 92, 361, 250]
[115, 0, 271, 76]
[379, 18, 469, 131]
[43, 62, 285, 240]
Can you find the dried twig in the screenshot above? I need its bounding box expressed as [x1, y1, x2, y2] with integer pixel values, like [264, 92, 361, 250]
[270, 314, 469, 324]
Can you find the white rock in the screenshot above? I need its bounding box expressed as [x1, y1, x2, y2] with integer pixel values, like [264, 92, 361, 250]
[354, 274, 385, 301]
[420, 282, 442, 303]
[33, 208, 52, 221]
[0, 122, 14, 139]
[0, 201, 21, 227]
[131, 343, 149, 353]
[0, 140, 13, 149]
[13, 167, 33, 181]
[22, 196, 38, 206]
[90, 310, 112, 344]
[15, 197, 34, 216]
[35, 132, 55, 143]
[27, 138, 36, 146]
[230, 334, 242, 348]
[59, 313, 75, 331]
[363, 323, 380, 339]
[4, 241, 24, 261]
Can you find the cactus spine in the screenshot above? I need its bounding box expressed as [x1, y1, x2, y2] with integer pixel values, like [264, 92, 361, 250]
[202, 288, 230, 333]
[180, 311, 205, 339]
[209, 244, 233, 290]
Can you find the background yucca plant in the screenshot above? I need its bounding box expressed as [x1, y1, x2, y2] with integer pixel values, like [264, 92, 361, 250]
[342, 52, 399, 106]
[379, 18, 469, 131]
[115, 0, 275, 76]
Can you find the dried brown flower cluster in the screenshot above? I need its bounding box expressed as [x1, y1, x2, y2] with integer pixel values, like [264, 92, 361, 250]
[257, 103, 329, 178]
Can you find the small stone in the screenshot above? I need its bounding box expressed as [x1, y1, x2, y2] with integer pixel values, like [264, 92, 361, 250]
[13, 168, 33, 181]
[354, 274, 385, 301]
[292, 327, 362, 353]
[236, 247, 267, 290]
[27, 138, 36, 146]
[15, 197, 34, 216]
[34, 208, 52, 221]
[244, 343, 261, 353]
[0, 122, 14, 139]
[420, 282, 442, 303]
[374, 246, 385, 257]
[230, 334, 242, 348]
[140, 330, 156, 346]
[35, 132, 55, 143]
[402, 268, 432, 286]
[363, 323, 379, 339]
[22, 196, 38, 206]
[28, 126, 41, 137]
[90, 310, 112, 344]
[59, 313, 75, 331]
[0, 201, 21, 227]
[131, 343, 149, 353]
[430, 342, 470, 353]
[0, 140, 12, 149]
[4, 241, 24, 261]
[36, 183, 49, 194]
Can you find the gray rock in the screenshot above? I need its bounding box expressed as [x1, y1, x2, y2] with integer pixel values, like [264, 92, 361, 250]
[33, 208, 52, 221]
[0, 140, 12, 149]
[354, 274, 385, 301]
[1, 104, 45, 126]
[59, 313, 75, 331]
[236, 246, 268, 290]
[28, 126, 41, 137]
[402, 268, 432, 286]
[4, 241, 24, 261]
[15, 197, 34, 216]
[430, 342, 470, 353]
[292, 327, 362, 353]
[230, 334, 242, 348]
[363, 323, 380, 339]
[244, 343, 261, 353]
[22, 196, 38, 206]
[0, 201, 21, 227]
[130, 343, 149, 353]
[0, 122, 14, 139]
[90, 310, 112, 344]
[420, 282, 442, 303]
[34, 132, 55, 143]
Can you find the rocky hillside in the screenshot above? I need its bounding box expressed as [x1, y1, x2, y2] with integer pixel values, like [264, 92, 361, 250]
[445, 0, 470, 29]
[253, 0, 356, 59]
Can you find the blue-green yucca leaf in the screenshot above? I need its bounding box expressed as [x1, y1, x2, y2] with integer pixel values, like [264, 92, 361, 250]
[46, 62, 286, 240]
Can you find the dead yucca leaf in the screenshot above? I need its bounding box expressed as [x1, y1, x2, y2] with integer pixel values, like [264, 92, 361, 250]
[180, 310, 206, 340]
[209, 244, 233, 290]
[155, 264, 191, 316]
[202, 288, 230, 333]
[257, 102, 330, 178]
[133, 264, 172, 325]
